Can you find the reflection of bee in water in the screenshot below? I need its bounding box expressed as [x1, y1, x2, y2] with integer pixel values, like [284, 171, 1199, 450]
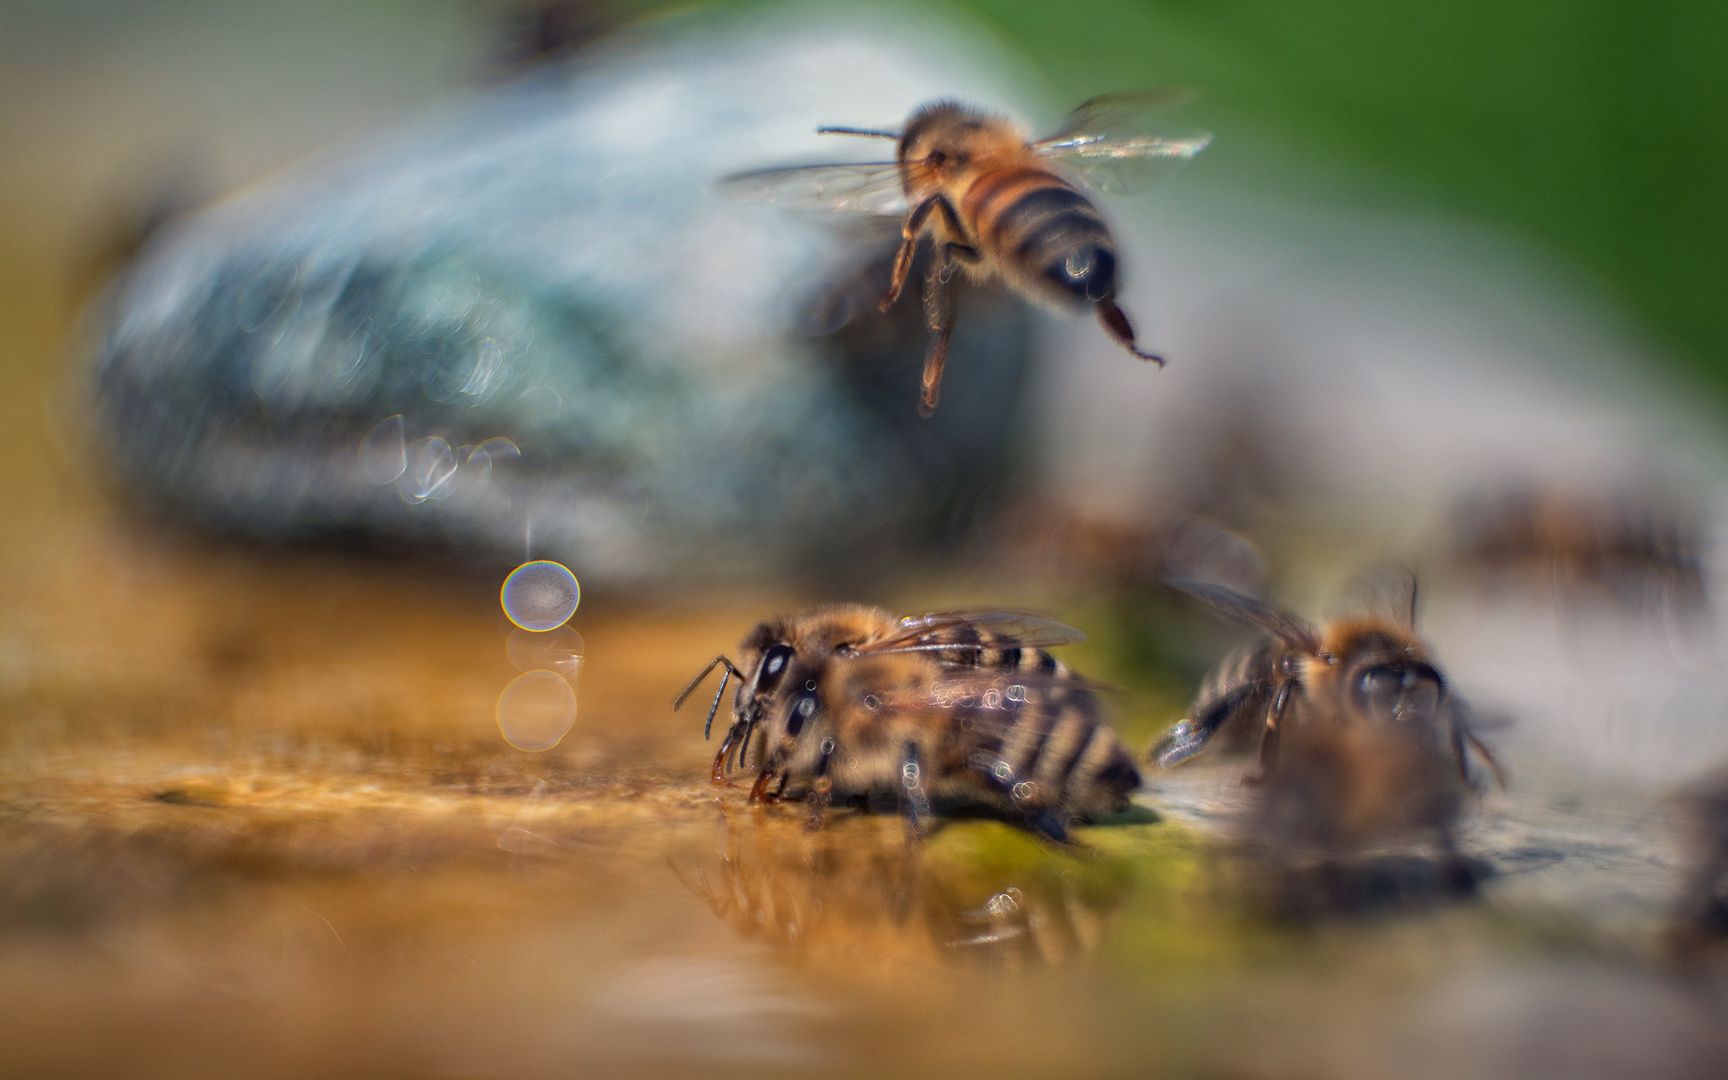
[671, 813, 1129, 968]
[1152, 571, 1503, 860]
[724, 92, 1210, 415]
[675, 606, 1141, 843]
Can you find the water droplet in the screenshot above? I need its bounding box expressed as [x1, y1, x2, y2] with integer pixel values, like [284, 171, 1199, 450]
[507, 625, 584, 677]
[497, 670, 576, 752]
[501, 560, 579, 631]
[397, 436, 456, 502]
[359, 415, 407, 484]
[440, 444, 493, 502]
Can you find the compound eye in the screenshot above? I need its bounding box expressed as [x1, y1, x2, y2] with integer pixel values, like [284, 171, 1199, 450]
[1354, 665, 1440, 723]
[757, 644, 795, 692]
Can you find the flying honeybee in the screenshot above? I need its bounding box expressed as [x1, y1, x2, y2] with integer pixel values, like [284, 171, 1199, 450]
[674, 605, 1141, 842]
[723, 92, 1210, 415]
[1151, 571, 1504, 856]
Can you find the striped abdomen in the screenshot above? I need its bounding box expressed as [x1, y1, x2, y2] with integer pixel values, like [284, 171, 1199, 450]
[938, 677, 1141, 821]
[965, 166, 1119, 306]
[916, 621, 1071, 680]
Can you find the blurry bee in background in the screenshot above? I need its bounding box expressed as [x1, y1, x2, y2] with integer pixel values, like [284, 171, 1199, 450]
[674, 605, 1141, 843]
[1451, 481, 1706, 614]
[1151, 569, 1503, 865]
[725, 92, 1210, 416]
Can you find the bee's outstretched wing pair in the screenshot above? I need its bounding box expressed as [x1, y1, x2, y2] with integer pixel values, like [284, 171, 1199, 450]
[716, 160, 909, 216]
[1166, 578, 1322, 655]
[718, 88, 1209, 212]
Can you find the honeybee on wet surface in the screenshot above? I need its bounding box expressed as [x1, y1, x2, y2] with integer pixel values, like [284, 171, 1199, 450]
[675, 605, 1141, 843]
[724, 92, 1209, 415]
[1152, 570, 1503, 862]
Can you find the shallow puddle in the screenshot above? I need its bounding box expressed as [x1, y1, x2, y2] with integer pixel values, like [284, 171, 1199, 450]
[0, 518, 1724, 1078]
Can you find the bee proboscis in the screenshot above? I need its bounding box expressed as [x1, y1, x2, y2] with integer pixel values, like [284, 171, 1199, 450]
[723, 91, 1210, 416]
[674, 605, 1141, 843]
[1152, 569, 1503, 857]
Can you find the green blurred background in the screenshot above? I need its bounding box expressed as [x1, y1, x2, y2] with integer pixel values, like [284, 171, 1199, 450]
[933, 0, 1728, 397]
[5, 0, 1723, 395]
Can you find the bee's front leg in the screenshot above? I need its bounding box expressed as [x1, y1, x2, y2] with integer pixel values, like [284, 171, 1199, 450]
[1247, 681, 1293, 786]
[710, 722, 746, 788]
[881, 197, 939, 312]
[748, 766, 778, 805]
[748, 736, 798, 805]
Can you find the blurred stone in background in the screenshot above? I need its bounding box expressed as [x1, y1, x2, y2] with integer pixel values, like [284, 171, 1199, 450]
[88, 5, 1042, 588]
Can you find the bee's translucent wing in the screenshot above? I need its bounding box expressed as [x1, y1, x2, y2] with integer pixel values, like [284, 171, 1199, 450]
[1166, 579, 1321, 655]
[717, 161, 908, 216]
[1041, 89, 1195, 143]
[1033, 89, 1210, 194]
[852, 610, 1086, 657]
[869, 669, 1090, 720]
[1332, 564, 1420, 628]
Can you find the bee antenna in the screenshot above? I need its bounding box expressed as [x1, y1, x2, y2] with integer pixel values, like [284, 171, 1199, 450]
[816, 125, 901, 139]
[673, 655, 745, 740]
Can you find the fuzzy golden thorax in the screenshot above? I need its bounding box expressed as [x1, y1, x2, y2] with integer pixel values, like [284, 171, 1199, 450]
[895, 100, 1031, 208]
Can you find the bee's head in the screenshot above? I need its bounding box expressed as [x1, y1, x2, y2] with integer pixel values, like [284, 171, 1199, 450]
[898, 100, 1018, 181]
[1327, 625, 1445, 728]
[735, 620, 803, 723]
[733, 630, 826, 767]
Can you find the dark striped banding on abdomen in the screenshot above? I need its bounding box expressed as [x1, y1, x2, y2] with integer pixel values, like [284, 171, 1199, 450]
[968, 170, 1109, 259]
[942, 640, 1069, 680]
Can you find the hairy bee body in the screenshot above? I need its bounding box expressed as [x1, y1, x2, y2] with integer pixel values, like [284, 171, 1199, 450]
[1154, 579, 1500, 856]
[726, 91, 1206, 414]
[898, 103, 1123, 313]
[682, 604, 1141, 840]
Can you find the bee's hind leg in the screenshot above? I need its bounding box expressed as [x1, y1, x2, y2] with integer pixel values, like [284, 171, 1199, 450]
[1095, 299, 1165, 366]
[917, 246, 960, 417]
[899, 740, 934, 841]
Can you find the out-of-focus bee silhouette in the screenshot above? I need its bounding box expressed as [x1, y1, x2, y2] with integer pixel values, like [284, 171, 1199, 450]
[670, 812, 1131, 968]
[725, 92, 1209, 415]
[1670, 769, 1728, 955]
[675, 605, 1141, 843]
[1451, 482, 1706, 613]
[1152, 570, 1502, 879]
